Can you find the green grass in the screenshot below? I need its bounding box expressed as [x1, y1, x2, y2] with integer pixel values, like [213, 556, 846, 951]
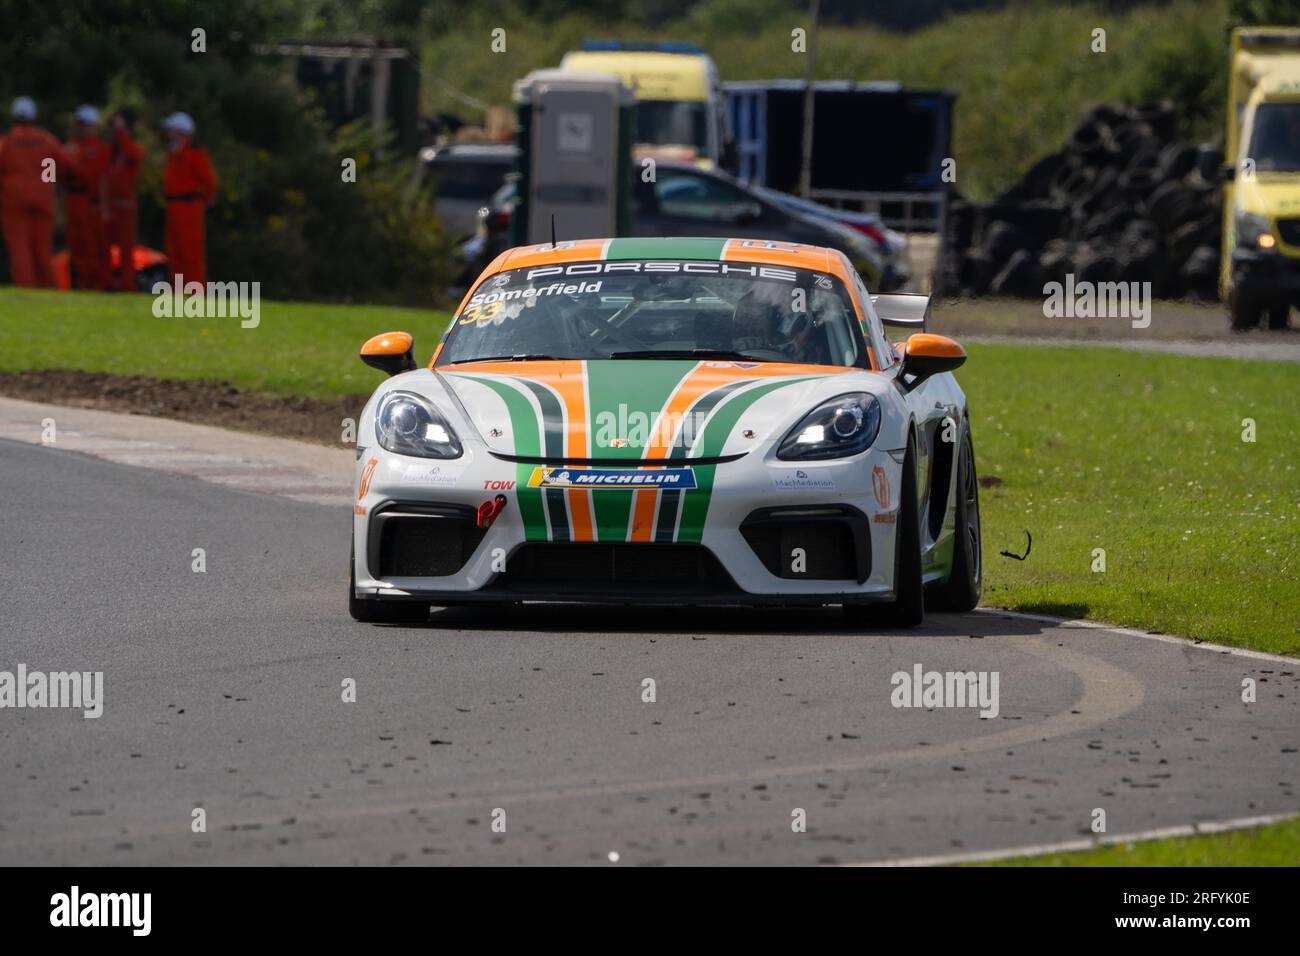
[2, 289, 1297, 653]
[0, 288, 447, 399]
[988, 816, 1300, 866]
[966, 342, 1299, 655]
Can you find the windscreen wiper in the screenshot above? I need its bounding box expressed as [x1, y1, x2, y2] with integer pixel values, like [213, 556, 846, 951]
[606, 349, 772, 361]
[447, 354, 562, 364]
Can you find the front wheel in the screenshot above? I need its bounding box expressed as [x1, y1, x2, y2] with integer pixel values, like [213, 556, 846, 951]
[845, 441, 924, 629]
[1229, 288, 1262, 331]
[927, 430, 982, 612]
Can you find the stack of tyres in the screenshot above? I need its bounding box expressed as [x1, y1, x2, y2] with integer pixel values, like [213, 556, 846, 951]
[949, 101, 1221, 300]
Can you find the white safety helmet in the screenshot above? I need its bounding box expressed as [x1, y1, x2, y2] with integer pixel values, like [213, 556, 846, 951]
[162, 111, 196, 136]
[11, 96, 37, 121]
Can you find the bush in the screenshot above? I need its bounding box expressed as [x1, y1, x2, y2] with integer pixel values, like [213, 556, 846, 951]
[0, 0, 454, 306]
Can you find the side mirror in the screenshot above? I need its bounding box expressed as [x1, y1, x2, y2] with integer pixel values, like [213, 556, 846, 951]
[1197, 144, 1225, 182]
[360, 331, 417, 376]
[900, 333, 965, 390]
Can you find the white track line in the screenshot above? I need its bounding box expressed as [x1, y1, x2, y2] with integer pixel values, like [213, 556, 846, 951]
[850, 811, 1300, 867]
[959, 335, 1300, 364]
[975, 607, 1300, 665]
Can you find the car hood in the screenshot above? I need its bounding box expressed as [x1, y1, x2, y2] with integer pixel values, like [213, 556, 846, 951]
[428, 359, 867, 460]
[1236, 174, 1300, 220]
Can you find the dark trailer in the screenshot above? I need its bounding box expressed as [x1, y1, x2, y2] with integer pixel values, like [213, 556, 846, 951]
[725, 80, 955, 229]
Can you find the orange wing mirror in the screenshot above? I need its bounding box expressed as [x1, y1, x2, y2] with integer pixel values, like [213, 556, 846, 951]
[360, 331, 416, 376]
[900, 333, 965, 390]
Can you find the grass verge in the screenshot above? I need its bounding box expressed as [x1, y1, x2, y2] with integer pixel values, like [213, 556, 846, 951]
[987, 816, 1300, 866]
[0, 289, 443, 399]
[966, 342, 1298, 655]
[2, 289, 1297, 653]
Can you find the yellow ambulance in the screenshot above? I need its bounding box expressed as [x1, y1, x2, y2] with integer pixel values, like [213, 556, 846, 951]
[1209, 27, 1300, 329]
[559, 40, 731, 168]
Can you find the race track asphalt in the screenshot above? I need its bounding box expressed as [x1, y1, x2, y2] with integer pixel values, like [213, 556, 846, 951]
[1, 438, 1296, 865]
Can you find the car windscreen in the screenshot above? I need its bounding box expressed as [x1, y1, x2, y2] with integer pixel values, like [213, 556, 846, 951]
[636, 100, 709, 150]
[439, 261, 866, 368]
[1247, 102, 1300, 173]
[428, 158, 513, 200]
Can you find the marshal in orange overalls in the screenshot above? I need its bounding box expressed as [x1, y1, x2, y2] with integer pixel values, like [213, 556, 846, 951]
[0, 121, 66, 287]
[65, 130, 112, 290]
[107, 118, 144, 291]
[163, 139, 217, 286]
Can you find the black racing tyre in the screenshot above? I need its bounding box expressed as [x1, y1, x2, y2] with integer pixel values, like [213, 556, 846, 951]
[961, 250, 996, 295]
[982, 220, 1033, 260]
[1229, 289, 1262, 331]
[1147, 181, 1198, 233]
[1081, 206, 1136, 240]
[1019, 152, 1066, 200]
[1267, 303, 1291, 330]
[1124, 146, 1162, 176]
[926, 431, 982, 612]
[1121, 218, 1161, 245]
[947, 200, 976, 251]
[1178, 245, 1220, 299]
[989, 249, 1041, 297]
[1038, 249, 1072, 284]
[1111, 121, 1156, 163]
[1118, 238, 1161, 283]
[1049, 160, 1092, 202]
[1157, 142, 1198, 181]
[846, 441, 924, 629]
[1076, 251, 1120, 284]
[1130, 100, 1177, 141]
[348, 534, 429, 623]
[1067, 120, 1115, 164]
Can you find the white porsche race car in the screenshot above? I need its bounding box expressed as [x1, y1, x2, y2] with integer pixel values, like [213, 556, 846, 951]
[349, 236, 981, 627]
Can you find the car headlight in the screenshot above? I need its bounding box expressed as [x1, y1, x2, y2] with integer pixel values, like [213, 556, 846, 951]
[375, 391, 462, 459]
[777, 393, 881, 460]
[1236, 211, 1276, 251]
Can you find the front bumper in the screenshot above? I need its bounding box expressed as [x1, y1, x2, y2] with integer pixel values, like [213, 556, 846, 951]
[1231, 248, 1300, 299]
[352, 443, 902, 606]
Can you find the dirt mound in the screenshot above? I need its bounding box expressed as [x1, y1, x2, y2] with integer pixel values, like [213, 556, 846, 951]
[0, 370, 367, 446]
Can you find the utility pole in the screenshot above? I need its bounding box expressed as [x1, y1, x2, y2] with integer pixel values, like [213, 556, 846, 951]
[798, 0, 820, 198]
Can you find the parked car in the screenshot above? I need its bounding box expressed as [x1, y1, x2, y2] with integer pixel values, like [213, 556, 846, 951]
[422, 143, 518, 240]
[750, 185, 912, 291]
[460, 159, 885, 288]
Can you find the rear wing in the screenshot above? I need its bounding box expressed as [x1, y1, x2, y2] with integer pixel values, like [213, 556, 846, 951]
[871, 293, 930, 332]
